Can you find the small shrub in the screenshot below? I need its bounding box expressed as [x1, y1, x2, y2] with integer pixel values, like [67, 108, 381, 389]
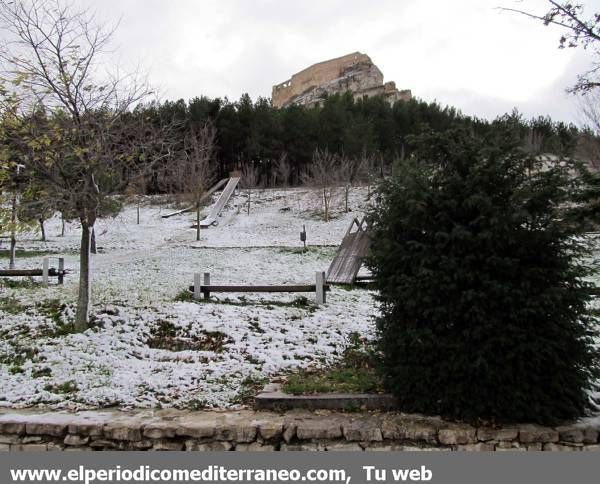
[146, 320, 231, 352]
[0, 297, 26, 314]
[174, 289, 193, 302]
[44, 380, 78, 394]
[231, 375, 268, 405]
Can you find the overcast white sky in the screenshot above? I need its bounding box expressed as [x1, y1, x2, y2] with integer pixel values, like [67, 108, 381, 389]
[81, 0, 600, 124]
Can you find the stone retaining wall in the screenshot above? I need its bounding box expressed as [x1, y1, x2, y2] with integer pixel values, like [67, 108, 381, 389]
[0, 409, 598, 452]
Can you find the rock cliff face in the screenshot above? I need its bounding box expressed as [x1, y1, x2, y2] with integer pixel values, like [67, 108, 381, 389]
[272, 52, 411, 108]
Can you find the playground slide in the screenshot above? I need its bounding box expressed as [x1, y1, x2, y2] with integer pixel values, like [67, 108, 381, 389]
[326, 218, 371, 284]
[199, 177, 241, 227]
[161, 178, 228, 219]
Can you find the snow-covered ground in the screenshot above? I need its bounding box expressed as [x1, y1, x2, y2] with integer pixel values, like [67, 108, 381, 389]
[0, 187, 378, 409]
[1, 186, 598, 413]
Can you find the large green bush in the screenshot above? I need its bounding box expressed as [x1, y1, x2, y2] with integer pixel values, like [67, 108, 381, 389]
[368, 129, 599, 425]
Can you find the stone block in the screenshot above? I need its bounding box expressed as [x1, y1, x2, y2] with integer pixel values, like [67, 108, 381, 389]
[438, 426, 476, 445]
[280, 442, 319, 451]
[64, 434, 90, 447]
[176, 422, 215, 439]
[282, 424, 296, 443]
[324, 442, 363, 451]
[518, 425, 558, 444]
[495, 442, 525, 451]
[581, 427, 599, 445]
[543, 443, 580, 451]
[0, 421, 25, 435]
[296, 420, 342, 440]
[342, 421, 382, 442]
[556, 426, 584, 444]
[67, 423, 103, 437]
[0, 444, 9, 452]
[235, 442, 276, 451]
[0, 435, 21, 445]
[128, 440, 154, 450]
[582, 445, 600, 451]
[89, 439, 120, 449]
[398, 446, 450, 452]
[456, 443, 494, 451]
[364, 444, 398, 451]
[103, 425, 142, 442]
[526, 443, 543, 451]
[22, 436, 42, 444]
[25, 423, 66, 438]
[402, 423, 438, 444]
[13, 444, 48, 451]
[185, 440, 232, 451]
[152, 440, 184, 451]
[477, 427, 518, 442]
[216, 423, 257, 443]
[258, 422, 283, 441]
[143, 422, 177, 439]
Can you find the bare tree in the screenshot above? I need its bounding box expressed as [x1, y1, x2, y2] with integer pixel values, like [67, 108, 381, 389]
[179, 122, 216, 240]
[240, 162, 260, 215]
[275, 152, 291, 190]
[124, 173, 147, 225]
[0, 0, 169, 329]
[302, 148, 337, 222]
[337, 155, 364, 213]
[500, 1, 600, 93]
[363, 152, 380, 199]
[576, 91, 600, 171]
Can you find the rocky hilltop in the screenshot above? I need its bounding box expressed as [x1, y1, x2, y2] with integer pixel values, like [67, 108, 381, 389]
[272, 52, 411, 108]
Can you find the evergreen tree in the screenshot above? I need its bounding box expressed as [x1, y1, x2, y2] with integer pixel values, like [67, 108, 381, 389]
[368, 128, 599, 425]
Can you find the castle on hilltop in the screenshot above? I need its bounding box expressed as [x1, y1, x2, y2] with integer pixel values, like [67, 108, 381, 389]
[272, 52, 411, 108]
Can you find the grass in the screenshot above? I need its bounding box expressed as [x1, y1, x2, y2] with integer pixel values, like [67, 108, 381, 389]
[0, 278, 37, 289]
[176, 291, 318, 312]
[44, 380, 78, 394]
[0, 249, 71, 259]
[230, 375, 269, 405]
[36, 299, 79, 336]
[0, 296, 26, 314]
[282, 332, 383, 395]
[146, 319, 232, 352]
[283, 367, 381, 395]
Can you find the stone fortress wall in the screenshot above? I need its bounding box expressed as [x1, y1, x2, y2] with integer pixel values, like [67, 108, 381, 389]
[272, 52, 411, 109]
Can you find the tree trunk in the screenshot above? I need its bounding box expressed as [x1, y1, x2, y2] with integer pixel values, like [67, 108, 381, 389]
[137, 202, 140, 225]
[75, 223, 92, 331]
[323, 188, 329, 222]
[9, 236, 16, 270]
[247, 190, 251, 215]
[90, 227, 96, 254]
[60, 212, 65, 237]
[39, 218, 46, 242]
[196, 205, 201, 241]
[345, 185, 350, 213]
[9, 193, 17, 269]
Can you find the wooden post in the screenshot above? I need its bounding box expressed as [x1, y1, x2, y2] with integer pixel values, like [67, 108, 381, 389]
[315, 271, 326, 305]
[203, 272, 211, 300]
[58, 258, 65, 285]
[193, 273, 202, 300]
[42, 257, 49, 287]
